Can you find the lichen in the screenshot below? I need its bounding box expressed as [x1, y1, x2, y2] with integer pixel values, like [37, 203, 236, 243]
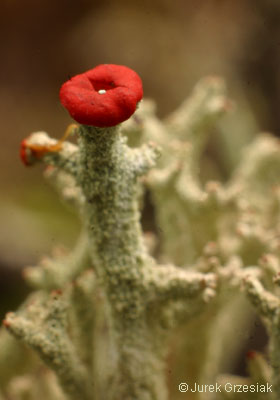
[2, 71, 280, 400]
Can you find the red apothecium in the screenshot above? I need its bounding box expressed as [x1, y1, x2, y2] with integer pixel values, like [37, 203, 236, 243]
[59, 64, 143, 127]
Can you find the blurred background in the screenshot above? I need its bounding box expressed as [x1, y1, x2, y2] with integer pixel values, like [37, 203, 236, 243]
[0, 0, 279, 378]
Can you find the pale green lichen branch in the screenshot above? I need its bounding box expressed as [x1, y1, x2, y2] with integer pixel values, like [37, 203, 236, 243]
[129, 141, 161, 177]
[24, 230, 92, 290]
[147, 264, 216, 303]
[244, 275, 280, 400]
[164, 76, 230, 142]
[24, 132, 79, 176]
[227, 134, 280, 199]
[43, 166, 85, 208]
[247, 352, 272, 387]
[69, 270, 97, 372]
[244, 275, 280, 318]
[4, 291, 93, 400]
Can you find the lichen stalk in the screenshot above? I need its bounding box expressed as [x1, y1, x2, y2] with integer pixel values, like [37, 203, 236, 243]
[77, 125, 166, 400]
[78, 125, 146, 299]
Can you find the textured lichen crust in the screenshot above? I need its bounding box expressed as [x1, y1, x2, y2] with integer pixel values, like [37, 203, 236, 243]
[2, 73, 280, 400]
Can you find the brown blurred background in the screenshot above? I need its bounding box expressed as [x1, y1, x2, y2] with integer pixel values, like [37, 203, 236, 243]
[0, 0, 279, 376]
